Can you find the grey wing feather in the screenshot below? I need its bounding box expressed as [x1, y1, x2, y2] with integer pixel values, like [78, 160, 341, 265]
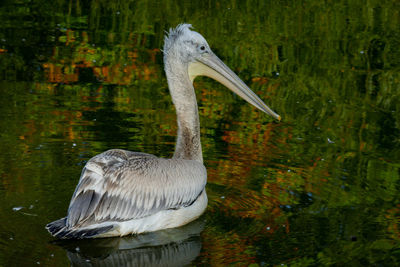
[66, 149, 207, 228]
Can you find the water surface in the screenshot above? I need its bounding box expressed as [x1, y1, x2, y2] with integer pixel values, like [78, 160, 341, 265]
[0, 0, 399, 266]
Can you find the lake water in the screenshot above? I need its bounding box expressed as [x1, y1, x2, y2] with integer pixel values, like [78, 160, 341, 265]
[0, 0, 399, 266]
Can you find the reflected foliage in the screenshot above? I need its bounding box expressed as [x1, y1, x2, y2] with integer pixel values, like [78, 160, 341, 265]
[0, 0, 399, 266]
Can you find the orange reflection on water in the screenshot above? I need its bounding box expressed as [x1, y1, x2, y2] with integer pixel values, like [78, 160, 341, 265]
[42, 29, 159, 85]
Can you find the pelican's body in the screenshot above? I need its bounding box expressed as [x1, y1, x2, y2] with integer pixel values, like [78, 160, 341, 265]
[46, 24, 280, 239]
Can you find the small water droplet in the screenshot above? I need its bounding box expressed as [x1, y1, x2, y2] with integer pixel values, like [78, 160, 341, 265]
[36, 261, 40, 265]
[35, 144, 43, 150]
[13, 206, 23, 211]
[75, 247, 80, 252]
[360, 50, 364, 54]
[116, 11, 120, 15]
[266, 226, 270, 230]
[9, 237, 14, 240]
[50, 254, 54, 257]
[327, 138, 335, 144]
[276, 72, 280, 76]
[92, 59, 96, 63]
[22, 38, 26, 42]
[72, 143, 77, 147]
[220, 196, 225, 199]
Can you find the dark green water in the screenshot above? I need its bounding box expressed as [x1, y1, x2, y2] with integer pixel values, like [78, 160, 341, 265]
[1, 0, 400, 266]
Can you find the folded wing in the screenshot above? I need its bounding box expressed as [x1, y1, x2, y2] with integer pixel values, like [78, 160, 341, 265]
[66, 149, 207, 228]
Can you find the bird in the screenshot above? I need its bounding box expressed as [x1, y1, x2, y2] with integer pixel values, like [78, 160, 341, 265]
[46, 24, 280, 239]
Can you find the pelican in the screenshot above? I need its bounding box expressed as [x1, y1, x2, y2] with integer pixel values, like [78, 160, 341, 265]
[46, 24, 280, 239]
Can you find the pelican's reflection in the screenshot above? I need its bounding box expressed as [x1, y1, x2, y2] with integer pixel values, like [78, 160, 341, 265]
[56, 218, 205, 266]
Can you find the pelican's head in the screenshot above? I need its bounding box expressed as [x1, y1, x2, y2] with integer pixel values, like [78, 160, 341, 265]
[163, 24, 280, 121]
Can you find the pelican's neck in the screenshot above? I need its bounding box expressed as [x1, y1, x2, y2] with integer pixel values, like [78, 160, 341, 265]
[165, 58, 203, 163]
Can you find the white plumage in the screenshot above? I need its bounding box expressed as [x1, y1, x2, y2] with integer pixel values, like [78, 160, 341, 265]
[46, 24, 279, 239]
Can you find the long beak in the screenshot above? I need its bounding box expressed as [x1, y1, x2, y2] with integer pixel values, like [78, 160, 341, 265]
[188, 52, 281, 121]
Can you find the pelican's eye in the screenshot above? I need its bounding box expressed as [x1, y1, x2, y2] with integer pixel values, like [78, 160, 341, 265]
[200, 45, 206, 51]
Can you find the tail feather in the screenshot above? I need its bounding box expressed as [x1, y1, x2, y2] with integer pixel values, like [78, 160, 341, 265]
[46, 218, 114, 239]
[46, 217, 67, 235]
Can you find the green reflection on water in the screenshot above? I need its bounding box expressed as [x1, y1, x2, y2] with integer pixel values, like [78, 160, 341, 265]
[0, 0, 399, 266]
